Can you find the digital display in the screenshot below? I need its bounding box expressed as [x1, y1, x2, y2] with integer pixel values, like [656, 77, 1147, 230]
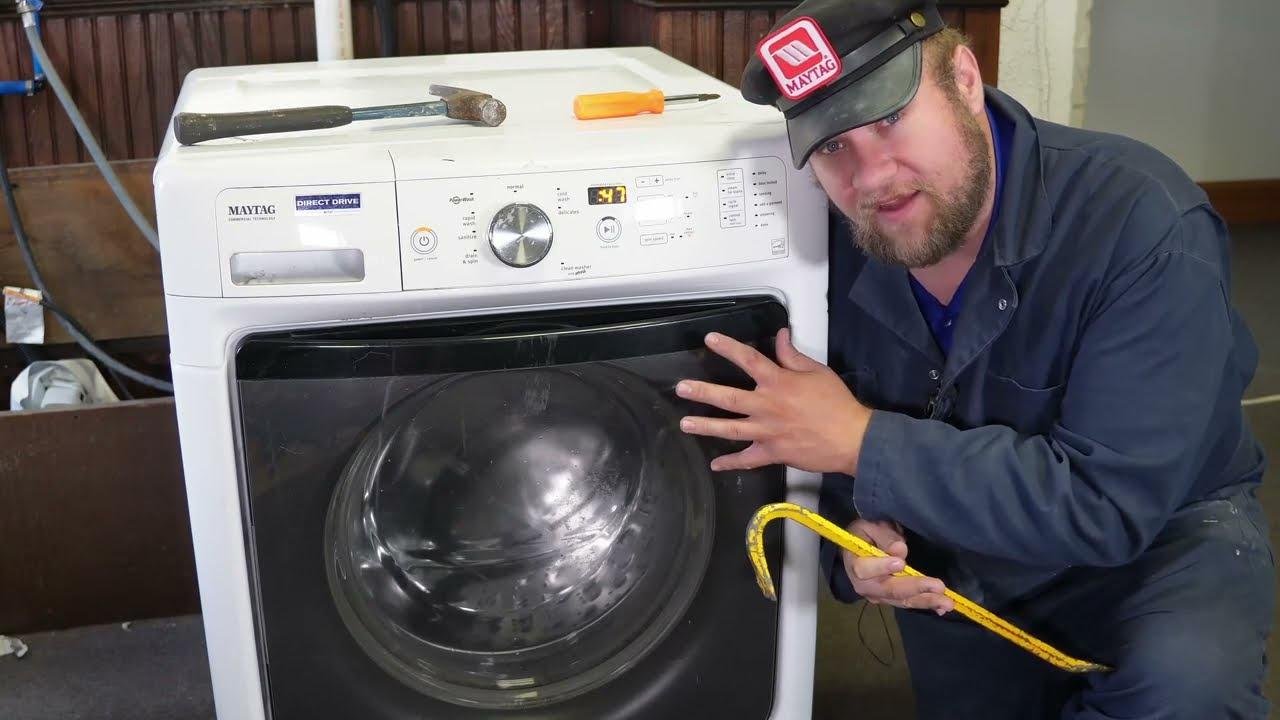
[588, 185, 628, 205]
[635, 194, 676, 226]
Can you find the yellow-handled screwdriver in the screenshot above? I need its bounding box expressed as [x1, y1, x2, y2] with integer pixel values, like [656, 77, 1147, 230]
[573, 89, 720, 120]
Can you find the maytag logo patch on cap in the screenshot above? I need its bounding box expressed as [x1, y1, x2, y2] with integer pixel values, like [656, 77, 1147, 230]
[758, 17, 841, 101]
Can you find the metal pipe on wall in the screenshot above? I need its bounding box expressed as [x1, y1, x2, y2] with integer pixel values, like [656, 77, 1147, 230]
[315, 0, 354, 61]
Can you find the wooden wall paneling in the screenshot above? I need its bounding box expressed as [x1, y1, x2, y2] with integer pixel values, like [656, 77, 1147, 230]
[0, 160, 164, 346]
[171, 12, 199, 94]
[606, 0, 633, 46]
[246, 7, 272, 64]
[721, 10, 746, 88]
[146, 13, 176, 158]
[122, 14, 156, 159]
[371, 0, 392, 55]
[745, 9, 772, 51]
[270, 6, 299, 64]
[394, 0, 419, 54]
[0, 398, 198, 635]
[447, 0, 469, 52]
[693, 10, 718, 79]
[396, 0, 421, 55]
[0, 20, 30, 168]
[519, 0, 541, 50]
[196, 10, 223, 69]
[40, 18, 79, 164]
[353, 0, 377, 57]
[962, 7, 1001, 85]
[543, 0, 564, 49]
[470, 0, 493, 52]
[17, 19, 53, 167]
[95, 16, 132, 160]
[494, 0, 517, 51]
[566, 0, 587, 48]
[584, 0, 610, 47]
[68, 18, 103, 164]
[296, 4, 317, 61]
[669, 10, 692, 65]
[653, 11, 672, 57]
[424, 0, 447, 54]
[222, 8, 249, 66]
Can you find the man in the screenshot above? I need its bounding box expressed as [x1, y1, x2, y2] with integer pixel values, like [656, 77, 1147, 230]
[674, 0, 1275, 717]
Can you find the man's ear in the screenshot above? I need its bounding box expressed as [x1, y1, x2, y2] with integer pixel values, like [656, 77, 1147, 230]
[951, 44, 986, 115]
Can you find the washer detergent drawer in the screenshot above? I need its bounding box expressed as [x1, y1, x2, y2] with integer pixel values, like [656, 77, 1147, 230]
[215, 183, 401, 297]
[233, 297, 787, 719]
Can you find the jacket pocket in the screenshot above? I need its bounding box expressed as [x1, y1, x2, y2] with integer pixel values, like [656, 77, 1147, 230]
[982, 374, 1065, 434]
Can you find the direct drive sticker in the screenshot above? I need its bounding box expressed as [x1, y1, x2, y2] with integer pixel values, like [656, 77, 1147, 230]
[295, 193, 362, 214]
[758, 17, 842, 101]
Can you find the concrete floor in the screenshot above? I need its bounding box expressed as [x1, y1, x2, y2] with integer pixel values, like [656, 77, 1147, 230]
[2, 225, 1277, 719]
[0, 617, 213, 720]
[813, 223, 1280, 718]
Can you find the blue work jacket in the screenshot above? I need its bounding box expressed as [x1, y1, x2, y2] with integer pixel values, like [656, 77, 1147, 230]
[820, 87, 1266, 609]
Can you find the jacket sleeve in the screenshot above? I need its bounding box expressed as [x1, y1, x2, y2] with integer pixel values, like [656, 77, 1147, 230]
[851, 213, 1246, 567]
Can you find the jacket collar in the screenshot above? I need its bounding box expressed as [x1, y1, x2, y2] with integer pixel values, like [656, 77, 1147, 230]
[842, 87, 1049, 365]
[984, 87, 1053, 267]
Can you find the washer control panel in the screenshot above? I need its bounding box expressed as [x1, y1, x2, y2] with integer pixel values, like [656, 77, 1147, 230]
[397, 157, 789, 290]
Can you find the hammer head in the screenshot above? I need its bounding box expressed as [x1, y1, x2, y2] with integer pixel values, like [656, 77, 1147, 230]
[429, 84, 507, 127]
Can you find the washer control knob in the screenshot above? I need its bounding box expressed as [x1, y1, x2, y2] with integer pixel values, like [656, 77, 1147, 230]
[488, 203, 553, 268]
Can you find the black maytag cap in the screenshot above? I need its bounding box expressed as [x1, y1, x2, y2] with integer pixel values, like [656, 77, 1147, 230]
[741, 0, 945, 168]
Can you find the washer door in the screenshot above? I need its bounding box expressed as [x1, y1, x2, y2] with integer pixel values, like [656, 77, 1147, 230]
[324, 364, 713, 707]
[234, 296, 788, 719]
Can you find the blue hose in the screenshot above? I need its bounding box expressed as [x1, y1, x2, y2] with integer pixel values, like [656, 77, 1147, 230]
[0, 80, 33, 95]
[0, 9, 41, 96]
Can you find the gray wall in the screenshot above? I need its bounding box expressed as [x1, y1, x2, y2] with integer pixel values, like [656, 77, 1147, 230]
[1083, 0, 1280, 182]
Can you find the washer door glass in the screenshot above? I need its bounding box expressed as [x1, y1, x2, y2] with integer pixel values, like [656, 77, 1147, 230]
[325, 361, 713, 708]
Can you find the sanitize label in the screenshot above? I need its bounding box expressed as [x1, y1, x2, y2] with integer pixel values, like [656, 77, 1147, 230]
[295, 193, 362, 214]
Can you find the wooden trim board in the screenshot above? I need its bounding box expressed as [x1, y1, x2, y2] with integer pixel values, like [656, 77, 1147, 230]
[1200, 179, 1280, 226]
[0, 397, 199, 634]
[0, 159, 165, 347]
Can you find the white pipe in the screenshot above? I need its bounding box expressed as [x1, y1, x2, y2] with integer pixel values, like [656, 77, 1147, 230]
[314, 0, 354, 61]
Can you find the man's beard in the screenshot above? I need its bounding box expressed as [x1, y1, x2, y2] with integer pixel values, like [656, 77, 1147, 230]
[844, 99, 992, 269]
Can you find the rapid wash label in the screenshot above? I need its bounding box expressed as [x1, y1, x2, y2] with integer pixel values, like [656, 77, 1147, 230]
[295, 193, 362, 215]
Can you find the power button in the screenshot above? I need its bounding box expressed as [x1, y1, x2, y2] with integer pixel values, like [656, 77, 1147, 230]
[411, 226, 438, 254]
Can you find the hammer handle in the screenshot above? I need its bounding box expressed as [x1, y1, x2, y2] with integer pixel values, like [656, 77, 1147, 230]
[173, 105, 353, 145]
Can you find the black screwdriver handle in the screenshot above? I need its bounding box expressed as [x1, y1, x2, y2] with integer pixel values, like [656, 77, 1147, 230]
[173, 105, 354, 145]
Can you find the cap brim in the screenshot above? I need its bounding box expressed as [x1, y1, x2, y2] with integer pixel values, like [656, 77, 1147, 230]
[785, 43, 923, 169]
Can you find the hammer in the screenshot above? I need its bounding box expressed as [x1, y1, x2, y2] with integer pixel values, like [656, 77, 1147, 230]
[172, 84, 507, 145]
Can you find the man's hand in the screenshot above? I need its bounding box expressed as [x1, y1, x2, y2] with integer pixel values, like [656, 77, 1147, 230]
[845, 518, 953, 615]
[675, 328, 873, 473]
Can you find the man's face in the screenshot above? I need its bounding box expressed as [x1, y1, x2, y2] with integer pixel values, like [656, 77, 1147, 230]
[808, 57, 992, 268]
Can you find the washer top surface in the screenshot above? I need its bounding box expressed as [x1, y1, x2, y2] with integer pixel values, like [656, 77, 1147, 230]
[158, 47, 777, 157]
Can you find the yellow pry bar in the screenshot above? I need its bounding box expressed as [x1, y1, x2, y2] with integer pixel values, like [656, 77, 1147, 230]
[746, 502, 1111, 674]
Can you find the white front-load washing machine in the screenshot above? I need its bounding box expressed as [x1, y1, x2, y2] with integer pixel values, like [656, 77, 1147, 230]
[155, 46, 828, 720]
